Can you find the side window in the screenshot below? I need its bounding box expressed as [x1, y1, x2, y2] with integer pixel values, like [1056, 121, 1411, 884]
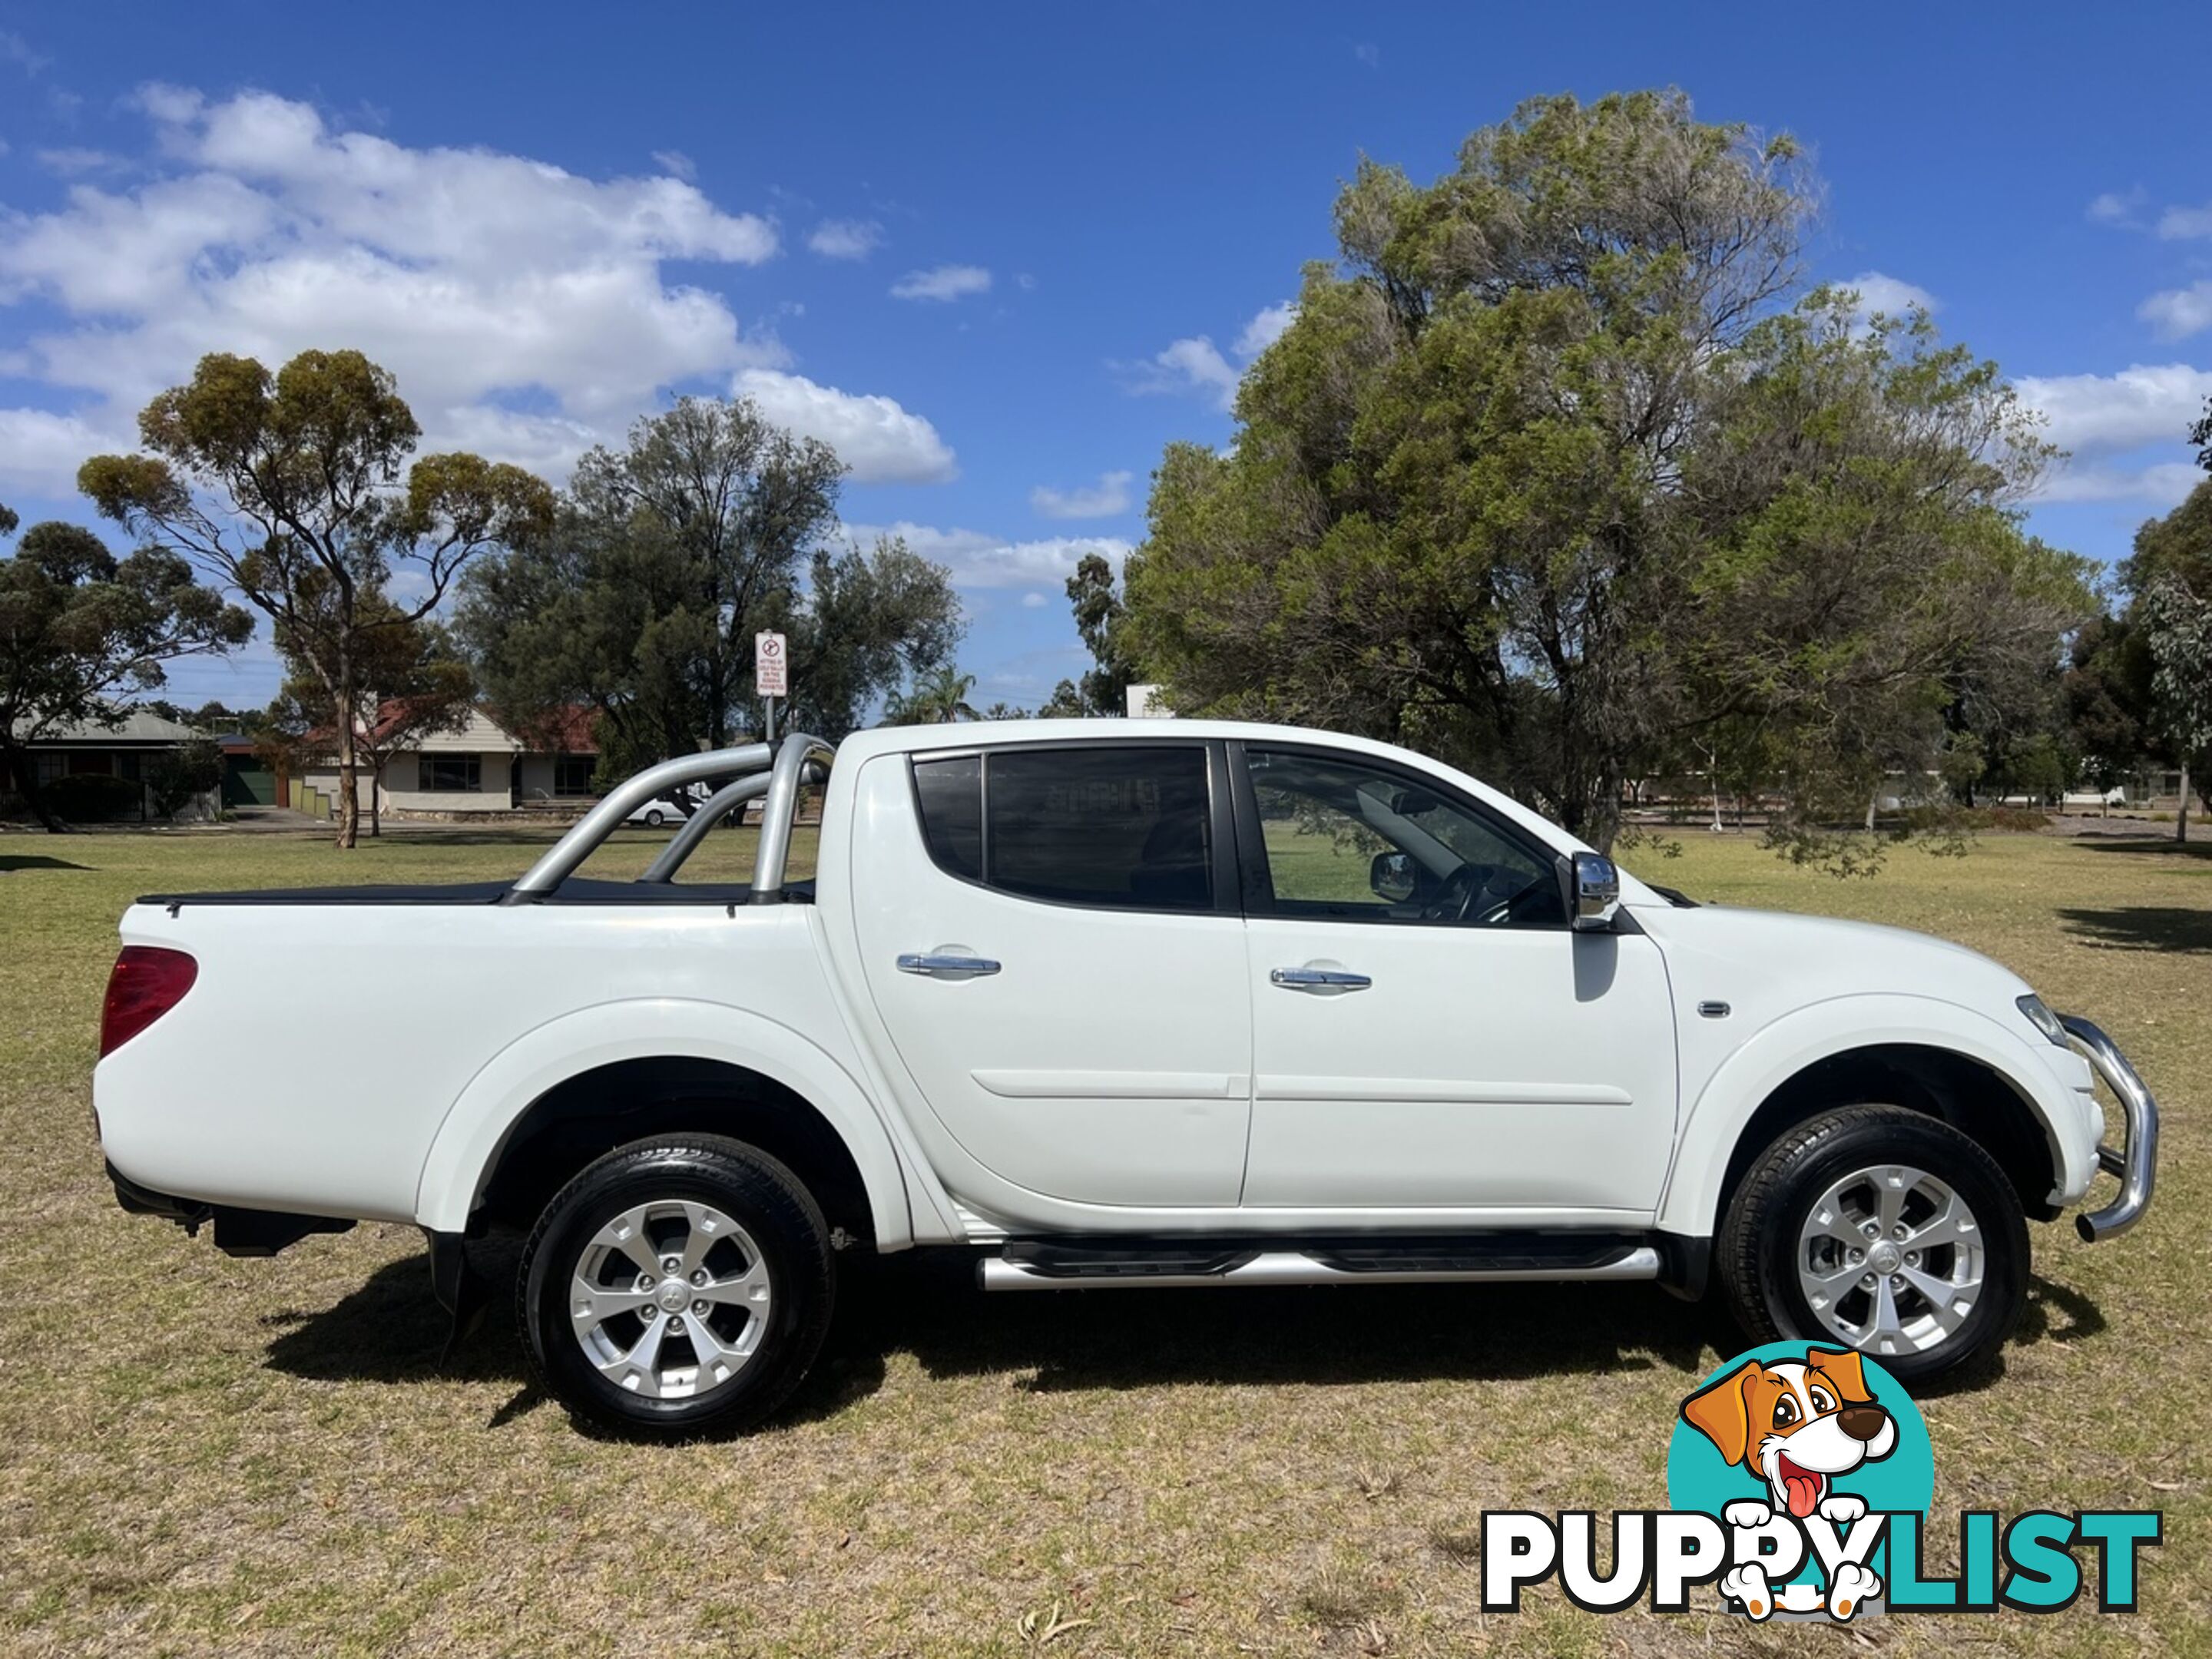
[1246, 748, 1565, 928]
[911, 747, 1215, 912]
[912, 754, 982, 880]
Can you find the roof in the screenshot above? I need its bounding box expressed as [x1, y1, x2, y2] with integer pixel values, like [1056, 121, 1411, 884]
[15, 710, 203, 745]
[307, 701, 598, 756]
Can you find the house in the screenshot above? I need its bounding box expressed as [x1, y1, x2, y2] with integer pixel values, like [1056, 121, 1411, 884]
[300, 704, 600, 820]
[12, 710, 219, 821]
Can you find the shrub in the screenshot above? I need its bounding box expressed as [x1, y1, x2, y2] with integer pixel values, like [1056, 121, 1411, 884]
[146, 739, 223, 819]
[46, 773, 146, 822]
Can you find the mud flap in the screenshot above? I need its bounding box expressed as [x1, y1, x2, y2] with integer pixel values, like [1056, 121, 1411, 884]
[425, 1230, 493, 1360]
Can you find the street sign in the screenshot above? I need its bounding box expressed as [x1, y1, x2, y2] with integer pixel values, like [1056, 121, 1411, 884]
[754, 630, 788, 697]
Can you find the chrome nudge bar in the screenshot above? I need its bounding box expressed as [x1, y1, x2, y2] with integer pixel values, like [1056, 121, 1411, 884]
[2060, 1014, 2159, 1243]
[502, 732, 832, 905]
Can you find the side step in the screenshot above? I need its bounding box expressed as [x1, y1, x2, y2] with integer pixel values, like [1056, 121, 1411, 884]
[980, 1234, 1660, 1292]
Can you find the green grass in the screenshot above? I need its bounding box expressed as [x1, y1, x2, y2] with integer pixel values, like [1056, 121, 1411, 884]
[0, 823, 2205, 1654]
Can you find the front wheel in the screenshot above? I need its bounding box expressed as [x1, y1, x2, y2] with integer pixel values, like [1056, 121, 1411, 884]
[518, 1134, 835, 1437]
[1717, 1105, 2028, 1384]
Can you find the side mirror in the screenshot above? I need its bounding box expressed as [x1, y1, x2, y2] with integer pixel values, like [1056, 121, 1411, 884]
[1369, 850, 1418, 904]
[1570, 850, 1621, 932]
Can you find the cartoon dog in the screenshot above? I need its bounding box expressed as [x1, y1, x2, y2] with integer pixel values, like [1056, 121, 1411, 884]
[1681, 1348, 1897, 1620]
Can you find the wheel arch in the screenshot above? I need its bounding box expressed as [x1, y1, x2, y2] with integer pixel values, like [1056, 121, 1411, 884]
[414, 999, 914, 1247]
[1657, 996, 2088, 1241]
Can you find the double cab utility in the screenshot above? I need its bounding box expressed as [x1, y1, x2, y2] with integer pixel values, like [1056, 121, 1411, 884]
[94, 722, 2157, 1435]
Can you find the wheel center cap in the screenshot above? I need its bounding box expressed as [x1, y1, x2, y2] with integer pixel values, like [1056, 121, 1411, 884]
[658, 1281, 691, 1313]
[1869, 1243, 1902, 1275]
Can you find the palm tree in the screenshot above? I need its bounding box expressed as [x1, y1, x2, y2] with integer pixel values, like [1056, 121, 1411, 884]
[882, 665, 981, 726]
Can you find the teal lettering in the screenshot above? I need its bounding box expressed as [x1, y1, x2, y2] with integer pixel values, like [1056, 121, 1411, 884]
[2002, 1513, 2080, 1611]
[1884, 1515, 1958, 1609]
[2075, 1512, 2161, 1609]
[1962, 1512, 1996, 1606]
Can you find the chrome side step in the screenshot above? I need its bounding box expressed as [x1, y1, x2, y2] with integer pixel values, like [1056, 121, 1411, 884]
[979, 1243, 1661, 1292]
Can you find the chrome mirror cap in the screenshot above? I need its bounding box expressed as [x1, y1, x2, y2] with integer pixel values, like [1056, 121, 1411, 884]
[1571, 851, 1621, 932]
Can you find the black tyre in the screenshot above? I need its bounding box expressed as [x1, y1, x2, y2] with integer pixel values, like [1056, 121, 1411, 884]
[519, 1134, 834, 1437]
[643, 808, 665, 828]
[1718, 1105, 2028, 1384]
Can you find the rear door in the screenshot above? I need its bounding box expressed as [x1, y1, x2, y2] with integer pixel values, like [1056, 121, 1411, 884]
[851, 740, 1253, 1207]
[1233, 743, 1679, 1217]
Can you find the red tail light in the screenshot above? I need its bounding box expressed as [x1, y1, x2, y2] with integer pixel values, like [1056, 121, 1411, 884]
[100, 946, 198, 1057]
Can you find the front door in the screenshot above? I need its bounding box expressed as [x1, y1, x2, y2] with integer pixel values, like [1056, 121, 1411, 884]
[1233, 743, 1678, 1217]
[852, 740, 1253, 1208]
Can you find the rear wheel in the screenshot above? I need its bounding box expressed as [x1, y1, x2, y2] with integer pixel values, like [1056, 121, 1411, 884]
[518, 1134, 834, 1437]
[1718, 1105, 2028, 1384]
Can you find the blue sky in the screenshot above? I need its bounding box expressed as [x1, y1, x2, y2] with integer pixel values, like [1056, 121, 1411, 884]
[2, 2, 2207, 712]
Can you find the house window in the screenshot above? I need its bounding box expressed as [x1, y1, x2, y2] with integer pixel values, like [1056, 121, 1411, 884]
[422, 756, 482, 793]
[35, 753, 67, 784]
[65, 752, 113, 776]
[553, 755, 596, 796]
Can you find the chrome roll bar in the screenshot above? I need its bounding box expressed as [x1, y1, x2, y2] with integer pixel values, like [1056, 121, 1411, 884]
[637, 758, 826, 885]
[751, 734, 835, 903]
[502, 733, 830, 904]
[2060, 1014, 2159, 1243]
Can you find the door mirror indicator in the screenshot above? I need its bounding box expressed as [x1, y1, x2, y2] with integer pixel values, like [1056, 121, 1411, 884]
[1369, 851, 1418, 904]
[1570, 852, 1621, 932]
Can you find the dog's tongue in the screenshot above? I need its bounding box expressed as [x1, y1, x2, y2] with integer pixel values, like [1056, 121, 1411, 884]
[1780, 1462, 1823, 1518]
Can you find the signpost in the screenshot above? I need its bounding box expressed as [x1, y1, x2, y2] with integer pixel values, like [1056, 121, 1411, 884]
[754, 630, 787, 746]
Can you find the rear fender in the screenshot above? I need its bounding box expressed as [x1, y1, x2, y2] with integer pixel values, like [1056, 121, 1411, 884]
[413, 998, 915, 1245]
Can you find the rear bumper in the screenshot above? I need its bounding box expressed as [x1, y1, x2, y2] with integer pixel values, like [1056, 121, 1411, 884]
[2058, 1016, 2158, 1242]
[106, 1160, 354, 1257]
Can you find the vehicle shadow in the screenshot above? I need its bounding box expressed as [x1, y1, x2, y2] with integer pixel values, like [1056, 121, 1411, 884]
[2056, 905, 2212, 953]
[2071, 836, 2212, 862]
[262, 1247, 2104, 1424]
[0, 854, 91, 873]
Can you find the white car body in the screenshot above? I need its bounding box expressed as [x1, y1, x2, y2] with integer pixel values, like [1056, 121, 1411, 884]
[94, 720, 2148, 1319]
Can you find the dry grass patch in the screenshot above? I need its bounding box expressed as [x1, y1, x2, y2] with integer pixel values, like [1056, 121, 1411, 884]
[0, 823, 2204, 1654]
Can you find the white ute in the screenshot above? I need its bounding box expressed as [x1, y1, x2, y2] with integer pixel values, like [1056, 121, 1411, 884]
[94, 722, 2158, 1435]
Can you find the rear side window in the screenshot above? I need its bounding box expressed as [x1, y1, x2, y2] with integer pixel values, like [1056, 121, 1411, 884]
[909, 746, 1214, 912]
[912, 755, 982, 879]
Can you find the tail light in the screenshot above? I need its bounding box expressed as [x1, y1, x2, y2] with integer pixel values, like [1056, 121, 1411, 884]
[100, 946, 198, 1057]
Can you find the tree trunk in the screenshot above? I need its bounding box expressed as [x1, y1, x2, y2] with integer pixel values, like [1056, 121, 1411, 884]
[369, 759, 382, 838]
[333, 691, 360, 851]
[1865, 791, 1879, 833]
[2, 740, 65, 833]
[2181, 759, 2192, 846]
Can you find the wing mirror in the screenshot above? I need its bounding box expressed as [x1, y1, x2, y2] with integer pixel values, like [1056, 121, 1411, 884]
[1568, 850, 1621, 932]
[1369, 850, 1418, 904]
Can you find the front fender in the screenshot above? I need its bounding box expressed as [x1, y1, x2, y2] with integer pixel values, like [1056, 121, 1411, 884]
[412, 998, 915, 1246]
[1654, 993, 2094, 1240]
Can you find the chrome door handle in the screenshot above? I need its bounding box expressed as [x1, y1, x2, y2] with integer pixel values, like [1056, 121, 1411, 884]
[897, 952, 1002, 978]
[1270, 966, 1372, 992]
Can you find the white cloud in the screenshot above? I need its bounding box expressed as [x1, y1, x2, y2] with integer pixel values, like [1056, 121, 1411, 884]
[2017, 363, 2212, 456]
[2033, 460, 2204, 506]
[734, 368, 956, 485]
[36, 147, 128, 178]
[2157, 201, 2212, 240]
[0, 86, 955, 495]
[2087, 188, 2146, 228]
[651, 148, 697, 182]
[1128, 335, 1240, 410]
[2138, 280, 2212, 341]
[843, 520, 1130, 588]
[1125, 300, 1298, 412]
[1030, 469, 1133, 519]
[1353, 42, 1381, 68]
[808, 218, 883, 260]
[889, 263, 991, 302]
[0, 406, 127, 498]
[1840, 270, 1937, 319]
[1235, 300, 1297, 357]
[1019, 591, 1048, 608]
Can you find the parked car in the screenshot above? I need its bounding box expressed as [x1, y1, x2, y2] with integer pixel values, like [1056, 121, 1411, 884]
[623, 783, 712, 827]
[94, 721, 2157, 1437]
